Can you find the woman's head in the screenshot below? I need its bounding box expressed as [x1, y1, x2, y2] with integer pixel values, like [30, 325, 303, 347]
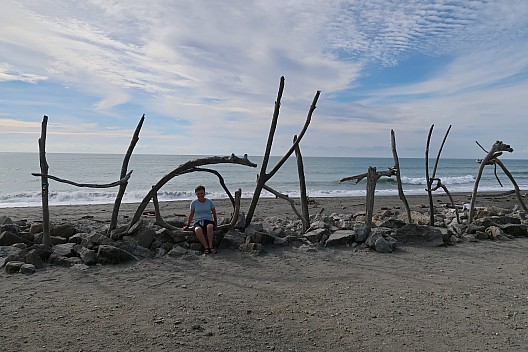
[195, 185, 205, 197]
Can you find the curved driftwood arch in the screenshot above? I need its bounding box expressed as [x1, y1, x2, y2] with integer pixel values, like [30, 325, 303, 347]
[150, 166, 239, 232]
[468, 141, 527, 223]
[126, 154, 257, 232]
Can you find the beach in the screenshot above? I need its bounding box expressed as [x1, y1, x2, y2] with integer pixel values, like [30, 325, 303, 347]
[2, 192, 528, 351]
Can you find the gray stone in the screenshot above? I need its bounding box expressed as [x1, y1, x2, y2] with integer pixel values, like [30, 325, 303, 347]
[239, 242, 262, 255]
[50, 236, 68, 245]
[353, 223, 369, 242]
[303, 229, 328, 243]
[97, 245, 138, 264]
[393, 224, 445, 247]
[500, 224, 528, 237]
[25, 249, 46, 269]
[485, 226, 510, 240]
[50, 223, 76, 239]
[52, 243, 76, 257]
[29, 223, 44, 234]
[0, 231, 30, 246]
[325, 230, 354, 247]
[136, 228, 156, 249]
[245, 223, 264, 236]
[1, 246, 24, 266]
[5, 261, 24, 273]
[77, 247, 97, 266]
[19, 263, 36, 274]
[68, 232, 90, 244]
[219, 230, 246, 249]
[168, 245, 188, 257]
[374, 235, 396, 253]
[81, 233, 114, 250]
[52, 256, 83, 267]
[247, 232, 275, 245]
[378, 219, 407, 229]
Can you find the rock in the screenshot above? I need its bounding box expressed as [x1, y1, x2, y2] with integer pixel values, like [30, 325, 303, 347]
[51, 236, 68, 245]
[303, 229, 328, 244]
[51, 256, 83, 267]
[68, 232, 90, 244]
[353, 223, 369, 242]
[136, 227, 156, 249]
[219, 230, 246, 249]
[474, 231, 489, 240]
[374, 235, 396, 253]
[378, 219, 407, 229]
[0, 217, 19, 235]
[234, 212, 246, 230]
[247, 232, 275, 245]
[325, 230, 354, 247]
[50, 223, 76, 239]
[500, 224, 528, 237]
[29, 223, 44, 234]
[0, 231, 31, 246]
[19, 263, 36, 274]
[5, 261, 25, 273]
[1, 246, 24, 266]
[245, 223, 264, 236]
[81, 233, 114, 250]
[485, 226, 510, 240]
[239, 242, 262, 255]
[393, 224, 445, 247]
[25, 249, 46, 269]
[97, 245, 138, 264]
[52, 243, 76, 257]
[168, 246, 188, 257]
[77, 247, 97, 265]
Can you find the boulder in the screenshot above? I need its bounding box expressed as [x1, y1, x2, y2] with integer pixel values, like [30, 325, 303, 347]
[393, 224, 445, 247]
[77, 247, 97, 266]
[303, 229, 328, 244]
[97, 245, 138, 264]
[25, 249, 46, 269]
[219, 230, 246, 249]
[52, 243, 76, 257]
[29, 223, 43, 234]
[168, 245, 188, 257]
[500, 224, 528, 238]
[325, 230, 354, 247]
[19, 264, 36, 274]
[0, 231, 31, 246]
[50, 223, 76, 239]
[5, 261, 25, 273]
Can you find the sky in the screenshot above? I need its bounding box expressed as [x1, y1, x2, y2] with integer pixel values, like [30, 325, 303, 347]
[1, 0, 527, 159]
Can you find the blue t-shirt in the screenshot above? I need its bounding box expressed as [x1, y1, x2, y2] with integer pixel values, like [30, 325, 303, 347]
[190, 198, 215, 224]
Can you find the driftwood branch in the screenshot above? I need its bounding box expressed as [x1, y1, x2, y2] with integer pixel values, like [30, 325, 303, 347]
[38, 115, 51, 247]
[127, 155, 256, 232]
[31, 171, 132, 188]
[469, 141, 514, 223]
[294, 135, 310, 232]
[425, 124, 451, 225]
[339, 168, 396, 184]
[262, 184, 305, 223]
[430, 178, 460, 223]
[390, 129, 411, 223]
[110, 114, 145, 231]
[245, 76, 320, 227]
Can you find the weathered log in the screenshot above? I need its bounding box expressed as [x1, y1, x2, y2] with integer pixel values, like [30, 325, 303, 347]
[38, 115, 51, 247]
[365, 167, 377, 233]
[110, 114, 145, 231]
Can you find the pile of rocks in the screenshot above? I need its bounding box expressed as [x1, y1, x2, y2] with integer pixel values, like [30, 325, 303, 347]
[2, 204, 527, 274]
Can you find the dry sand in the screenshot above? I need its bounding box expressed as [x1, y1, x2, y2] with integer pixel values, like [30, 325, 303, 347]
[1, 193, 528, 351]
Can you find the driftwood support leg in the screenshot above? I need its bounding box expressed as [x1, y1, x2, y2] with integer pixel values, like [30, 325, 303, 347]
[294, 135, 310, 232]
[38, 115, 51, 247]
[365, 167, 377, 234]
[495, 160, 528, 213]
[390, 130, 411, 223]
[110, 114, 145, 232]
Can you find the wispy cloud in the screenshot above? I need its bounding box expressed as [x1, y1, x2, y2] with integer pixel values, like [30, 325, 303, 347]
[0, 0, 527, 158]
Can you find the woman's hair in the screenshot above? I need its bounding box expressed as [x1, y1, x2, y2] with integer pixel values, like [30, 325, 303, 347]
[195, 185, 205, 193]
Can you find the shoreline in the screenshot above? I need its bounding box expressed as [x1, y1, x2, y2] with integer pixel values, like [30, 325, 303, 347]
[1, 191, 524, 225]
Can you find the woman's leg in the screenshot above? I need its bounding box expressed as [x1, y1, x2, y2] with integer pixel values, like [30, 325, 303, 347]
[206, 223, 215, 252]
[194, 226, 210, 252]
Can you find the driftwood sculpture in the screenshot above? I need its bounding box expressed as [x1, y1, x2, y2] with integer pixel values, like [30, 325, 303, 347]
[468, 141, 528, 223]
[126, 154, 257, 235]
[425, 124, 460, 225]
[340, 167, 397, 234]
[34, 115, 131, 247]
[245, 76, 320, 228]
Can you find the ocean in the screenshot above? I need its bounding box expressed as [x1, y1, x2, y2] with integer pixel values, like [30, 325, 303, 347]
[1, 152, 528, 208]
